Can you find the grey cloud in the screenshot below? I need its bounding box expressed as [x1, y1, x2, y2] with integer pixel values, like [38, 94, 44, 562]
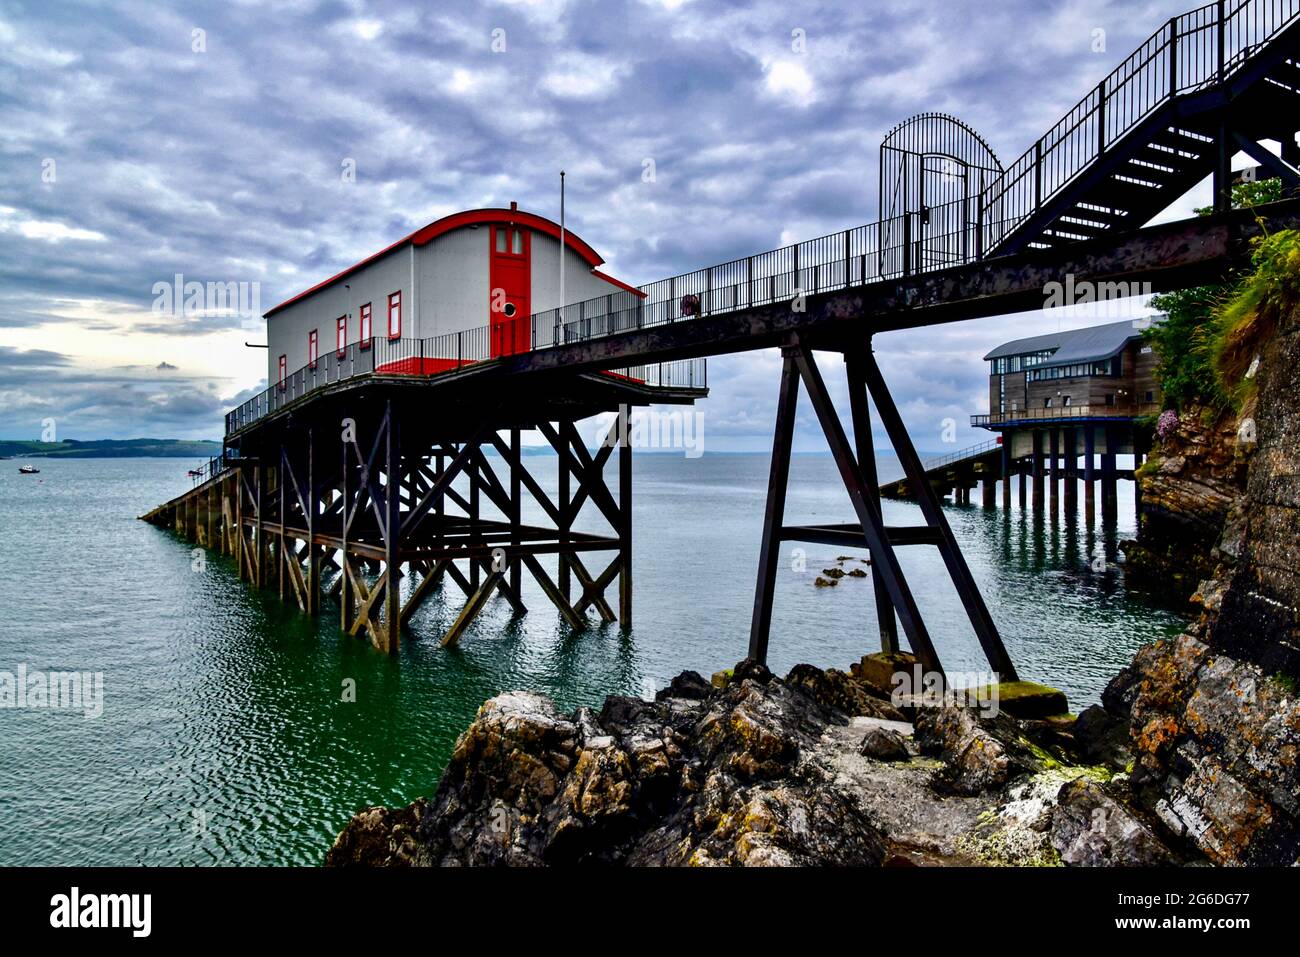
[0, 0, 1192, 444]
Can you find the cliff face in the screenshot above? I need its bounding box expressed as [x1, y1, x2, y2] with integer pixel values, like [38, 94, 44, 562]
[1121, 406, 1247, 597]
[1085, 298, 1300, 865]
[1211, 302, 1300, 674]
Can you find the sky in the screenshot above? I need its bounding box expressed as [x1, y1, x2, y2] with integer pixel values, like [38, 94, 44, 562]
[0, 0, 1224, 453]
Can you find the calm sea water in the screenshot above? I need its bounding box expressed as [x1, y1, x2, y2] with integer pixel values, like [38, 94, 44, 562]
[0, 454, 1185, 865]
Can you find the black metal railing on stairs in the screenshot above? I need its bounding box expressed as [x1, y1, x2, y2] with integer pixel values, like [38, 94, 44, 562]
[981, 0, 1300, 252]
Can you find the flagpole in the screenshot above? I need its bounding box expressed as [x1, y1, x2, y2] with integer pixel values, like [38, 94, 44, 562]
[559, 169, 566, 321]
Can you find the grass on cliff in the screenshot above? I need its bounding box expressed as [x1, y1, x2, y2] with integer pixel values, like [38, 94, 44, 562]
[1146, 178, 1296, 416]
[1206, 228, 1300, 411]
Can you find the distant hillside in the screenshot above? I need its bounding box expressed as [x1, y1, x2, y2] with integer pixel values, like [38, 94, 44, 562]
[0, 439, 223, 459]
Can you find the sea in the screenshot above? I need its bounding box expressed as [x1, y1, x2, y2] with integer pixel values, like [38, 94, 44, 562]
[0, 453, 1186, 865]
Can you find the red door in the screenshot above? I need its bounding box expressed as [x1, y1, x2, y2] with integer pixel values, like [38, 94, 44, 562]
[489, 225, 530, 356]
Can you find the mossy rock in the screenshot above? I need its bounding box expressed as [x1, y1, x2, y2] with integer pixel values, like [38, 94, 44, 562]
[968, 681, 1069, 720]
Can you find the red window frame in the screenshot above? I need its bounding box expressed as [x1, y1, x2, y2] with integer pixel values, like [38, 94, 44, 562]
[278, 354, 287, 390]
[387, 291, 401, 340]
[359, 303, 372, 347]
[308, 329, 319, 369]
[336, 315, 347, 357]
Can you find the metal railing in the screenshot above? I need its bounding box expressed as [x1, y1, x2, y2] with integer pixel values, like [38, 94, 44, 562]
[225, 333, 707, 434]
[982, 0, 1298, 250]
[971, 403, 1162, 427]
[921, 439, 1002, 473]
[188, 453, 228, 485]
[221, 1, 1297, 438]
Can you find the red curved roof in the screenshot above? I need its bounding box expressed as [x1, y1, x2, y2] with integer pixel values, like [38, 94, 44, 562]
[265, 207, 628, 318]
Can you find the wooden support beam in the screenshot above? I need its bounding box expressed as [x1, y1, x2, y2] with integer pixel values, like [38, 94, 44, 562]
[1049, 428, 1060, 517]
[1001, 442, 1012, 510]
[400, 560, 445, 626]
[570, 553, 619, 623]
[1084, 426, 1096, 526]
[382, 401, 402, 654]
[442, 570, 503, 648]
[788, 347, 949, 677]
[523, 554, 586, 631]
[1063, 427, 1078, 516]
[1032, 430, 1045, 512]
[307, 427, 319, 616]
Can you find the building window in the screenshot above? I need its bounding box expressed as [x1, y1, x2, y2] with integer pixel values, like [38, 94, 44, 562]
[511, 229, 523, 254]
[336, 315, 347, 356]
[1105, 394, 1116, 407]
[387, 291, 401, 339]
[1044, 397, 1053, 408]
[1145, 390, 1155, 403]
[308, 329, 319, 369]
[496, 229, 506, 253]
[1063, 396, 1072, 407]
[359, 303, 372, 346]
[278, 354, 287, 390]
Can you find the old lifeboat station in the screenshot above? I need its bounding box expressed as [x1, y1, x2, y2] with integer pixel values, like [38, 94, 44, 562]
[145, 204, 707, 652]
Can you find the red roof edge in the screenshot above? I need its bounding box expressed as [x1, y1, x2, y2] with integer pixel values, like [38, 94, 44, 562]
[264, 207, 618, 318]
[592, 269, 648, 298]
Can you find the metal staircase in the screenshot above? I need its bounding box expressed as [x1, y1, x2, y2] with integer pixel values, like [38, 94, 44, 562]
[984, 0, 1300, 255]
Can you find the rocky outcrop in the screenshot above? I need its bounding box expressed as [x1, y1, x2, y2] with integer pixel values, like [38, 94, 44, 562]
[1121, 405, 1247, 598]
[326, 656, 1185, 867]
[1094, 296, 1300, 865]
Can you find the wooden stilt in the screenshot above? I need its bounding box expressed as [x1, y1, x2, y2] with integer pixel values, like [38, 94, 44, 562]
[1032, 430, 1045, 511]
[382, 403, 401, 654]
[1084, 426, 1096, 526]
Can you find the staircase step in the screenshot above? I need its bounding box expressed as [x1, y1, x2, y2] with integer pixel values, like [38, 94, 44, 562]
[1048, 216, 1113, 238]
[1266, 59, 1300, 90]
[1085, 176, 1166, 208]
[1150, 128, 1214, 157]
[1133, 144, 1199, 171]
[1121, 159, 1184, 184]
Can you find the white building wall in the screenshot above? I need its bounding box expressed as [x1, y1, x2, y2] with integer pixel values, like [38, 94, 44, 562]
[264, 219, 637, 381]
[529, 230, 630, 313]
[419, 227, 491, 339]
[266, 250, 410, 382]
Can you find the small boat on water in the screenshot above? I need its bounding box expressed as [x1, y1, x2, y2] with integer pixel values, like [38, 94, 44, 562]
[18, 465, 40, 474]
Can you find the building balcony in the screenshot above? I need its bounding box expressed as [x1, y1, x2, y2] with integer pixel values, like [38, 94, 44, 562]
[971, 403, 1160, 428]
[225, 333, 707, 437]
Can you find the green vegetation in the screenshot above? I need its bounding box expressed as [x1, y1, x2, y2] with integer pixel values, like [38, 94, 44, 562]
[0, 438, 222, 459]
[1146, 178, 1289, 414]
[1207, 228, 1300, 410]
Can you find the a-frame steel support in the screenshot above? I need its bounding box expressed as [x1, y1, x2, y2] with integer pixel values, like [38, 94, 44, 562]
[748, 340, 1018, 683]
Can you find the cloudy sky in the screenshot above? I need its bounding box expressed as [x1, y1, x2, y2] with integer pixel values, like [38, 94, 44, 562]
[1, 0, 1212, 452]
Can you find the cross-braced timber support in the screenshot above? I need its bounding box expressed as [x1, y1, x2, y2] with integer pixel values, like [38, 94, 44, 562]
[748, 339, 1018, 685]
[144, 389, 646, 655]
